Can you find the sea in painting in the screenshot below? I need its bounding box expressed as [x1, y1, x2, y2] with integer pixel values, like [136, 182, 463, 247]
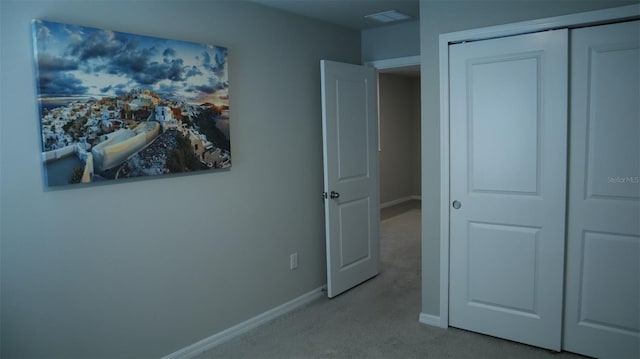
[32, 20, 230, 187]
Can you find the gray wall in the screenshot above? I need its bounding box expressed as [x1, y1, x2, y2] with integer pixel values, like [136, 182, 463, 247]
[419, 0, 638, 317]
[379, 74, 421, 205]
[0, 0, 360, 357]
[361, 20, 419, 62]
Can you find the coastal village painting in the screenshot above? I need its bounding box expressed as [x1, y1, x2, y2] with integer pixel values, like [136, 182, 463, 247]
[32, 20, 230, 187]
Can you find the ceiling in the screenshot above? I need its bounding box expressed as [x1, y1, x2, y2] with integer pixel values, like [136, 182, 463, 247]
[250, 0, 420, 30]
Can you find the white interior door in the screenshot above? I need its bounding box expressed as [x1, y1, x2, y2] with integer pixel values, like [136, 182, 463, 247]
[449, 30, 568, 350]
[564, 20, 640, 359]
[320, 60, 380, 298]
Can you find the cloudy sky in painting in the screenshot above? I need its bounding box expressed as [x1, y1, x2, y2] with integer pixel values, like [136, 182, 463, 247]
[33, 20, 228, 105]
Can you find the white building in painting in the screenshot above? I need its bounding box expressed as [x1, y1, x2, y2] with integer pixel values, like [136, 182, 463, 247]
[154, 106, 179, 130]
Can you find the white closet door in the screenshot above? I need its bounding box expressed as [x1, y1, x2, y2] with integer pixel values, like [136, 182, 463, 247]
[449, 29, 568, 351]
[564, 20, 640, 359]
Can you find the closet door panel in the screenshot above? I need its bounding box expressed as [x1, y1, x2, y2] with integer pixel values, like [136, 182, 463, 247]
[564, 20, 640, 359]
[449, 29, 568, 351]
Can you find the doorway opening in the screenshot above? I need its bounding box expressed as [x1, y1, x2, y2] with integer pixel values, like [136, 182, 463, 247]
[376, 63, 422, 292]
[320, 59, 420, 298]
[377, 64, 421, 220]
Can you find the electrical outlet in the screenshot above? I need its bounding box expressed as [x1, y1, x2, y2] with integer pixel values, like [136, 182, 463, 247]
[290, 253, 298, 270]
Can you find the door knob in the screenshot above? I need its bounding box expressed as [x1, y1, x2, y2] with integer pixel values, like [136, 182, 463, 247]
[330, 191, 340, 199]
[452, 200, 461, 209]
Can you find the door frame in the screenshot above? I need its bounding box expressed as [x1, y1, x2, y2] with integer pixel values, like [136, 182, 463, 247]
[436, 4, 640, 329]
[366, 55, 421, 70]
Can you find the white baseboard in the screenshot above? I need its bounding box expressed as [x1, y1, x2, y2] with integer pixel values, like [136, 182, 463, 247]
[380, 195, 421, 209]
[164, 286, 326, 359]
[418, 312, 443, 328]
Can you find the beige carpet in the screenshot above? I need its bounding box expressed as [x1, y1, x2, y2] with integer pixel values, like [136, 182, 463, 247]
[195, 203, 585, 359]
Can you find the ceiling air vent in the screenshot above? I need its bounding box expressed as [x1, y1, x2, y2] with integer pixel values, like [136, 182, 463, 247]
[364, 10, 411, 24]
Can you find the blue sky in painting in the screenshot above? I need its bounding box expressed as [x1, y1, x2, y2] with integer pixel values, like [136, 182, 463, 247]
[32, 20, 228, 105]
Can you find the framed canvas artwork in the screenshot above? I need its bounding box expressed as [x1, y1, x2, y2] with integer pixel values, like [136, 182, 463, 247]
[32, 20, 230, 187]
